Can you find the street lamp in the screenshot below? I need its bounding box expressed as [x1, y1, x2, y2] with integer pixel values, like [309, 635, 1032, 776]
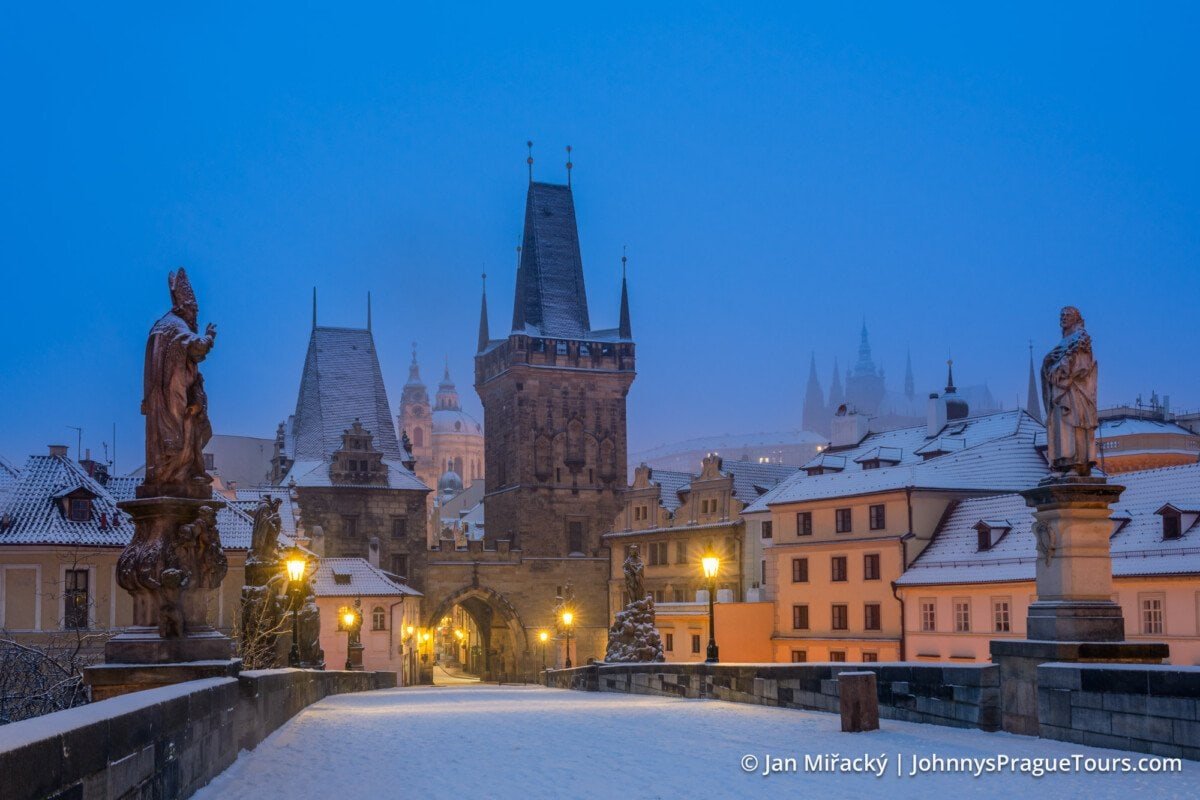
[283, 547, 308, 668]
[561, 610, 574, 668]
[538, 629, 549, 672]
[701, 552, 720, 663]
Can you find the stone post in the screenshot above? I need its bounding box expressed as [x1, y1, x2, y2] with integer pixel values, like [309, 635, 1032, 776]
[838, 671, 879, 732]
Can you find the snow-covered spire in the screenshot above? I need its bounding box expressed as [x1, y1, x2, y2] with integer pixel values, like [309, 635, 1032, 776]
[802, 352, 826, 434]
[618, 249, 632, 340]
[477, 272, 490, 352]
[1025, 342, 1042, 423]
[406, 343, 423, 387]
[945, 357, 957, 393]
[904, 349, 915, 400]
[854, 320, 877, 377]
[828, 357, 845, 409]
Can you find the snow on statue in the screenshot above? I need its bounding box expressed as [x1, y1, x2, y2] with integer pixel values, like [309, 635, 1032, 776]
[605, 544, 664, 663]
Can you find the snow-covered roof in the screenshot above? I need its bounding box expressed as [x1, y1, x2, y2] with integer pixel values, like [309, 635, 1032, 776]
[0, 456, 267, 550]
[289, 326, 403, 462]
[232, 488, 301, 538]
[645, 469, 693, 513]
[629, 430, 826, 463]
[312, 557, 421, 598]
[897, 461, 1200, 586]
[719, 460, 801, 502]
[745, 410, 1043, 513]
[1099, 417, 1198, 438]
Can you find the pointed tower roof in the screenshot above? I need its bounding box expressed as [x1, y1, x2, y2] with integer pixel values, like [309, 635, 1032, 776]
[904, 349, 915, 400]
[477, 273, 490, 352]
[829, 357, 845, 409]
[618, 251, 632, 340]
[290, 326, 402, 461]
[511, 182, 591, 338]
[1026, 343, 1042, 423]
[435, 359, 461, 411]
[802, 353, 826, 433]
[853, 321, 877, 377]
[406, 343, 424, 388]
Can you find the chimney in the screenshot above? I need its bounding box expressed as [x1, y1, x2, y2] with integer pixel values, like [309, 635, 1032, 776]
[368, 536, 381, 568]
[830, 406, 870, 447]
[927, 393, 947, 437]
[48, 444, 68, 457]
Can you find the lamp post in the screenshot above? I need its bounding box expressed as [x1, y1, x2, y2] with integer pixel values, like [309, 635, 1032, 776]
[561, 611, 574, 668]
[284, 548, 308, 668]
[538, 630, 549, 672]
[341, 599, 363, 671]
[404, 625, 415, 685]
[701, 552, 720, 663]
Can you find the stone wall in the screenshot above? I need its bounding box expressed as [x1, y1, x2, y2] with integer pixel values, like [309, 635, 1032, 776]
[1037, 663, 1200, 760]
[545, 662, 1000, 730]
[0, 669, 395, 800]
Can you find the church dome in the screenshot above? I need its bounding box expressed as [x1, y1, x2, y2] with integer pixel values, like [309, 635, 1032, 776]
[438, 469, 463, 495]
[431, 407, 483, 436]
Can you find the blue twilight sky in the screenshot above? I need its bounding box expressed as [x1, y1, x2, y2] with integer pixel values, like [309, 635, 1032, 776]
[1, 3, 1198, 470]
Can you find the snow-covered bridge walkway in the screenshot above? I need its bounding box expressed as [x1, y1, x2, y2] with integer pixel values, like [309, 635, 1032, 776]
[194, 685, 1190, 800]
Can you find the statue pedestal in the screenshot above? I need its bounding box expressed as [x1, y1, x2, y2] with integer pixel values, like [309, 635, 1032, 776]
[989, 476, 1168, 734]
[86, 494, 239, 700]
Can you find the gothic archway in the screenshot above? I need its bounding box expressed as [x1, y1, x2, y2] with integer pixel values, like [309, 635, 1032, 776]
[425, 584, 531, 682]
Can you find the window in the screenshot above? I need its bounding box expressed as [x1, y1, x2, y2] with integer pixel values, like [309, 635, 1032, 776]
[920, 599, 937, 632]
[1141, 595, 1165, 635]
[342, 515, 359, 537]
[792, 558, 808, 583]
[654, 589, 665, 603]
[391, 517, 408, 539]
[954, 599, 971, 633]
[862, 652, 878, 663]
[68, 499, 91, 522]
[761, 521, 773, 539]
[633, 506, 642, 521]
[796, 512, 812, 536]
[691, 634, 701, 654]
[835, 508, 852, 533]
[791, 650, 807, 663]
[831, 556, 847, 582]
[673, 588, 687, 602]
[391, 554, 408, 577]
[675, 541, 688, 564]
[665, 633, 674, 651]
[1163, 513, 1182, 541]
[977, 528, 993, 551]
[992, 597, 1011, 633]
[831, 604, 848, 630]
[203, 453, 215, 470]
[829, 651, 846, 662]
[567, 521, 584, 554]
[792, 604, 809, 630]
[700, 499, 709, 514]
[863, 553, 881, 581]
[760, 559, 766, 585]
[869, 504, 886, 530]
[371, 606, 386, 631]
[64, 569, 88, 629]
[864, 603, 881, 631]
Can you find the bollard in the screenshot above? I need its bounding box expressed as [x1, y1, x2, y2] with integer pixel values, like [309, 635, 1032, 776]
[838, 671, 879, 732]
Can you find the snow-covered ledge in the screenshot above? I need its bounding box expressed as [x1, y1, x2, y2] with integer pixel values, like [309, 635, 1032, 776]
[0, 669, 396, 800]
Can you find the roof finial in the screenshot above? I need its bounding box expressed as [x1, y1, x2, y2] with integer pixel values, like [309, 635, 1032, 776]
[565, 144, 573, 187]
[526, 140, 534, 183]
[312, 287, 317, 329]
[367, 290, 372, 332]
[946, 355, 956, 394]
[411, 341, 418, 364]
[621, 244, 628, 279]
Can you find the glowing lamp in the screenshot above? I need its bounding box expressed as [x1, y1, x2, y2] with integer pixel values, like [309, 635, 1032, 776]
[701, 554, 720, 579]
[538, 630, 549, 643]
[561, 611, 573, 626]
[405, 625, 415, 636]
[284, 549, 307, 583]
[342, 610, 357, 628]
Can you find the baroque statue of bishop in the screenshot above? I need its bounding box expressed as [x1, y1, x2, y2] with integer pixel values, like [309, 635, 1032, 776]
[1041, 306, 1099, 477]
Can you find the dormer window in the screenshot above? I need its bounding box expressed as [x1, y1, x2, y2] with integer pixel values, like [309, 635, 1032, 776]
[1154, 503, 1199, 541]
[975, 519, 1011, 552]
[69, 498, 92, 522]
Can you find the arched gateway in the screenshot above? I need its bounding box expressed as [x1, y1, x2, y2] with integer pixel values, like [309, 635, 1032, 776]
[425, 584, 530, 681]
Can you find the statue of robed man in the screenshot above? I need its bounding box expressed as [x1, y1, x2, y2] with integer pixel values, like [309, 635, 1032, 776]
[142, 268, 217, 494]
[1041, 306, 1099, 477]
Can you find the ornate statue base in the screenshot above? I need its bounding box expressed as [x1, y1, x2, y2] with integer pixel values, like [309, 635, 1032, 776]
[85, 494, 240, 700]
[988, 475, 1167, 735]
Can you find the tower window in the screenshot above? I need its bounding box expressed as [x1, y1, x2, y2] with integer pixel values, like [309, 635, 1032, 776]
[567, 521, 584, 554]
